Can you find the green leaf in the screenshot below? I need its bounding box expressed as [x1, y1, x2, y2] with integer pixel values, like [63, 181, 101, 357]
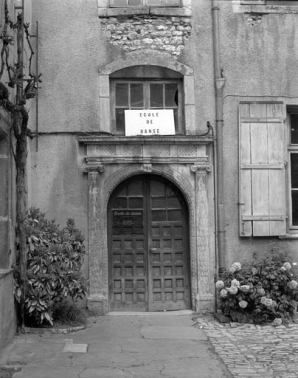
[44, 312, 53, 326]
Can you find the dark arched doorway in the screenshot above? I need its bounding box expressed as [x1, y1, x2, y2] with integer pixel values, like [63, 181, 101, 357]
[108, 174, 190, 311]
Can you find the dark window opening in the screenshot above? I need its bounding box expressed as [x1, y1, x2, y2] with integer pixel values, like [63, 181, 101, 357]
[291, 153, 298, 225]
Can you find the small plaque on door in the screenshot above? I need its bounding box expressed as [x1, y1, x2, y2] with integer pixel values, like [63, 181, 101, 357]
[113, 210, 143, 235]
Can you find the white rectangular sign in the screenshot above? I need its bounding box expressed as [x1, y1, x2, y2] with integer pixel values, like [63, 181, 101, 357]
[125, 109, 175, 136]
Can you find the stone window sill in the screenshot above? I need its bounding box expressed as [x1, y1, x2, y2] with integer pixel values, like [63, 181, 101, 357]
[233, 1, 298, 13]
[279, 234, 298, 240]
[98, 7, 192, 17]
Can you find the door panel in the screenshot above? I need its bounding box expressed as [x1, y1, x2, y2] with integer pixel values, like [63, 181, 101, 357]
[148, 180, 189, 311]
[109, 179, 147, 311]
[108, 175, 190, 311]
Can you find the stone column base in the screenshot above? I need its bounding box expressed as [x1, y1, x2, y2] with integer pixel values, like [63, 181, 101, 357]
[87, 294, 108, 315]
[195, 294, 214, 313]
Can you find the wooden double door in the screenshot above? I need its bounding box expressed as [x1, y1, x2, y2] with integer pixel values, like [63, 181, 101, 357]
[108, 175, 190, 311]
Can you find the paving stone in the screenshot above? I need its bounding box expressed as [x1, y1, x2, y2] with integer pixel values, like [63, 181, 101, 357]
[195, 315, 298, 378]
[62, 343, 88, 353]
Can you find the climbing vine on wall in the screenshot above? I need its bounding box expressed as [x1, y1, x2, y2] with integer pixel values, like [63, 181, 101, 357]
[0, 0, 41, 330]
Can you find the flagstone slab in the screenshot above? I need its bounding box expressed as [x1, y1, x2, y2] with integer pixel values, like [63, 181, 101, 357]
[140, 326, 207, 340]
[62, 343, 88, 353]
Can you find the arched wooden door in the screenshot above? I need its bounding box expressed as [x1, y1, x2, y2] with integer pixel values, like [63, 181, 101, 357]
[108, 175, 190, 311]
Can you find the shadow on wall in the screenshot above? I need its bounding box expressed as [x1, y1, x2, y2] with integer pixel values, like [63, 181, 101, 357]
[0, 270, 17, 351]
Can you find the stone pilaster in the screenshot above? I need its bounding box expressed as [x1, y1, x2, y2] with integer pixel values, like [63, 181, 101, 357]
[85, 165, 108, 314]
[191, 164, 213, 313]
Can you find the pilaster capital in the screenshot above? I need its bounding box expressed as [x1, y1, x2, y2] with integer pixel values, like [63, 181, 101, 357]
[83, 164, 105, 174]
[190, 164, 212, 173]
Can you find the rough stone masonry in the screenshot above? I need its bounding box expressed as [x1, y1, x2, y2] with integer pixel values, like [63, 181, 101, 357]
[100, 16, 192, 57]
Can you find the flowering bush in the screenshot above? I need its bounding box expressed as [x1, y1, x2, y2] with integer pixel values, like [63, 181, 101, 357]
[14, 208, 87, 326]
[216, 253, 298, 324]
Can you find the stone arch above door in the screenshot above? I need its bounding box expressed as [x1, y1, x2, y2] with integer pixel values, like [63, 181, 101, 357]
[104, 166, 198, 306]
[99, 50, 194, 75]
[81, 136, 215, 314]
[103, 165, 194, 215]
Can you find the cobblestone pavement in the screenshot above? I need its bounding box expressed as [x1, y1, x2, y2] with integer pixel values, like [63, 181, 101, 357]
[195, 315, 298, 378]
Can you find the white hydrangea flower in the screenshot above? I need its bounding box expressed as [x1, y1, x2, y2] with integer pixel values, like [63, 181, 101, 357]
[288, 280, 298, 290]
[228, 286, 238, 295]
[231, 279, 240, 287]
[220, 289, 228, 298]
[239, 285, 250, 293]
[265, 298, 273, 308]
[239, 300, 248, 309]
[257, 288, 265, 296]
[229, 267, 236, 274]
[215, 280, 225, 289]
[283, 262, 292, 270]
[231, 262, 242, 272]
[260, 296, 267, 305]
[272, 318, 282, 326]
[280, 266, 286, 272]
[271, 300, 277, 308]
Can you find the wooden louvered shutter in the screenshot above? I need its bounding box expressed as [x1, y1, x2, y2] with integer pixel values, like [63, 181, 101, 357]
[239, 102, 286, 237]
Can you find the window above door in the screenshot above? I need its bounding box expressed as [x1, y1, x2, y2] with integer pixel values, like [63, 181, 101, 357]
[98, 59, 196, 136]
[110, 0, 180, 7]
[111, 80, 183, 135]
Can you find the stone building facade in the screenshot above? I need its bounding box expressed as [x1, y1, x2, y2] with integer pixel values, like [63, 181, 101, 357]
[2, 0, 298, 316]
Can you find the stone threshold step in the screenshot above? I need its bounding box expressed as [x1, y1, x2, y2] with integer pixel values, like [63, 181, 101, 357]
[108, 310, 195, 316]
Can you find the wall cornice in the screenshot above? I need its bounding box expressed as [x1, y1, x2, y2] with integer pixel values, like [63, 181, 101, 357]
[79, 135, 214, 145]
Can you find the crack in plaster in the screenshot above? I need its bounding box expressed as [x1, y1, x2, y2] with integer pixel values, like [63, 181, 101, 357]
[160, 364, 167, 376]
[78, 367, 87, 378]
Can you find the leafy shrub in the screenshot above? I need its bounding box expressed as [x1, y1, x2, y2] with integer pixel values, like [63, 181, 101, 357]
[52, 299, 87, 326]
[216, 252, 298, 324]
[14, 208, 87, 326]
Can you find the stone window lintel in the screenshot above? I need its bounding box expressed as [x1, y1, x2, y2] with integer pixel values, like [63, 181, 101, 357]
[98, 7, 192, 18]
[233, 2, 298, 13]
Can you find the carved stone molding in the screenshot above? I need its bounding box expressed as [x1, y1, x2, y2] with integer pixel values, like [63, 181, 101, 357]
[84, 152, 214, 313]
[190, 164, 212, 173]
[142, 163, 152, 172]
[79, 135, 213, 145]
[83, 164, 105, 173]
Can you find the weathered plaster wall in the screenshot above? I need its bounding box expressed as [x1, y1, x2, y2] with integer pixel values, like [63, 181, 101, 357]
[221, 7, 298, 96]
[29, 135, 88, 278]
[219, 2, 298, 266]
[29, 0, 107, 275]
[30, 0, 215, 134]
[184, 0, 215, 133]
[30, 0, 106, 134]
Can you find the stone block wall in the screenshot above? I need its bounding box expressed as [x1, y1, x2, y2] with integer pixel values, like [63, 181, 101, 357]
[0, 270, 16, 351]
[100, 15, 192, 56]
